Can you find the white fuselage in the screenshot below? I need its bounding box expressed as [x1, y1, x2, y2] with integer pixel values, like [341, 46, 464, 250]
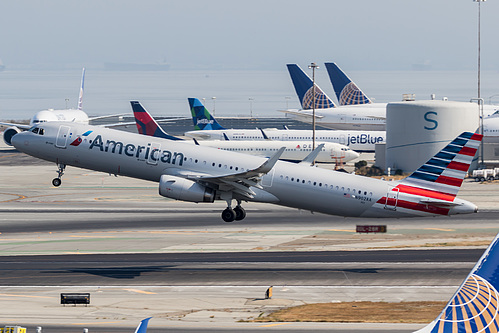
[189, 140, 359, 163]
[12, 122, 476, 218]
[30, 109, 89, 126]
[281, 103, 387, 131]
[185, 129, 385, 153]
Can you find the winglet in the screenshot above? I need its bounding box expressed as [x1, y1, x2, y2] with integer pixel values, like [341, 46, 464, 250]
[134, 317, 152, 333]
[415, 232, 499, 332]
[253, 147, 285, 174]
[286, 64, 336, 110]
[324, 62, 371, 105]
[259, 128, 270, 140]
[299, 143, 325, 166]
[130, 101, 184, 141]
[188, 98, 226, 130]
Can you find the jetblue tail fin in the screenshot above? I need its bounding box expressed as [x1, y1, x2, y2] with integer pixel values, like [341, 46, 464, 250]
[130, 101, 183, 141]
[399, 132, 483, 198]
[188, 98, 226, 130]
[77, 67, 85, 110]
[324, 62, 371, 105]
[415, 233, 499, 332]
[286, 64, 335, 110]
[134, 317, 152, 333]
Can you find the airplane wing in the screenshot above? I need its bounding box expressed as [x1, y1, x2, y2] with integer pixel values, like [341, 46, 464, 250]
[277, 109, 324, 119]
[299, 143, 325, 166]
[166, 147, 285, 199]
[0, 122, 31, 130]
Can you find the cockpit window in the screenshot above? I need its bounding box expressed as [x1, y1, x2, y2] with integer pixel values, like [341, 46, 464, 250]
[31, 127, 39, 134]
[29, 127, 44, 135]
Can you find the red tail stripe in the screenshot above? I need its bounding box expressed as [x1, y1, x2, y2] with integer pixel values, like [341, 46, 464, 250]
[396, 184, 455, 201]
[471, 133, 483, 141]
[459, 146, 478, 156]
[376, 197, 450, 215]
[435, 175, 463, 187]
[447, 161, 470, 172]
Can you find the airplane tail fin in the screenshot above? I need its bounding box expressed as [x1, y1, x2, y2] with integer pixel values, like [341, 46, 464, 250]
[134, 317, 152, 333]
[324, 62, 371, 105]
[398, 132, 483, 198]
[130, 101, 183, 141]
[415, 232, 499, 332]
[286, 64, 336, 110]
[188, 98, 226, 130]
[77, 67, 85, 110]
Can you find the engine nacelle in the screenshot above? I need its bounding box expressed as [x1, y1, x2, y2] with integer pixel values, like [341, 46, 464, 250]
[3, 127, 22, 146]
[159, 175, 215, 203]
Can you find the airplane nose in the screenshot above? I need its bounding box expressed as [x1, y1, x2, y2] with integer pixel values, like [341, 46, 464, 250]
[11, 131, 27, 150]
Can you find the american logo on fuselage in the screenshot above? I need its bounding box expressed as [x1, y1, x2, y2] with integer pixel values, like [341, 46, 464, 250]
[88, 134, 184, 166]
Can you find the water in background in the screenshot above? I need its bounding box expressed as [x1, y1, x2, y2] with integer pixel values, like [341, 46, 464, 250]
[1, 69, 499, 121]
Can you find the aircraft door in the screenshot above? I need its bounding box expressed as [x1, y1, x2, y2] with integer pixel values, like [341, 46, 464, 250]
[147, 142, 161, 165]
[55, 125, 71, 149]
[339, 134, 346, 145]
[261, 169, 275, 187]
[384, 187, 399, 211]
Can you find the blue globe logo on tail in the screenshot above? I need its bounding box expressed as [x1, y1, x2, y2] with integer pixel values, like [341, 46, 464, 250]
[339, 82, 371, 105]
[302, 86, 335, 109]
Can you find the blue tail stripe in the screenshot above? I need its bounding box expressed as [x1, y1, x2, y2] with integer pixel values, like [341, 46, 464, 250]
[434, 151, 456, 161]
[442, 145, 463, 154]
[419, 165, 445, 175]
[426, 158, 450, 168]
[409, 171, 439, 182]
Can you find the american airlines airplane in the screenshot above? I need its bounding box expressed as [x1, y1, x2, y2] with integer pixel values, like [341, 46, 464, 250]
[11, 117, 480, 222]
[282, 64, 386, 130]
[0, 68, 127, 146]
[415, 231, 499, 332]
[184, 98, 385, 153]
[131, 101, 360, 164]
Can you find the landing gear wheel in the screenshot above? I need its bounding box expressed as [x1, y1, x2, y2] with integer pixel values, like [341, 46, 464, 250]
[221, 208, 236, 222]
[52, 178, 62, 187]
[234, 206, 246, 221]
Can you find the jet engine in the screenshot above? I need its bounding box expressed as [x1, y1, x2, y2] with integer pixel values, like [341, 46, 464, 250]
[3, 126, 22, 146]
[159, 175, 215, 203]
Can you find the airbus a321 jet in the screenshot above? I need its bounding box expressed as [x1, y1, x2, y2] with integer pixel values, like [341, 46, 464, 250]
[12, 121, 480, 222]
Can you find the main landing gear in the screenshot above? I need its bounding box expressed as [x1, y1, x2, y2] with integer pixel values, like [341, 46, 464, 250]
[221, 200, 246, 223]
[52, 163, 66, 187]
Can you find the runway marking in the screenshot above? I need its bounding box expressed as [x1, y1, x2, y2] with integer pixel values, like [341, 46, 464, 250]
[327, 229, 356, 233]
[259, 323, 291, 327]
[71, 321, 121, 326]
[0, 193, 27, 202]
[0, 293, 54, 299]
[124, 288, 157, 295]
[424, 228, 455, 232]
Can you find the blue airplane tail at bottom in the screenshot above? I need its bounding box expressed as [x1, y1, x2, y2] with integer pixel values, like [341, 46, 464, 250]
[324, 62, 371, 106]
[134, 317, 152, 333]
[188, 98, 226, 131]
[415, 233, 499, 332]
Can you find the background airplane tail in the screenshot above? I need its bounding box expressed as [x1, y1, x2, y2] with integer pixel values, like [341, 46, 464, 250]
[188, 98, 226, 131]
[77, 67, 85, 110]
[324, 62, 371, 106]
[134, 317, 152, 333]
[399, 132, 483, 198]
[415, 233, 499, 332]
[130, 101, 183, 140]
[286, 64, 336, 110]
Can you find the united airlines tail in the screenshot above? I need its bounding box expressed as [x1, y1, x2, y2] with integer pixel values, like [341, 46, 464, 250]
[286, 64, 336, 110]
[415, 232, 499, 332]
[134, 317, 152, 333]
[130, 101, 184, 141]
[324, 62, 371, 105]
[188, 98, 226, 130]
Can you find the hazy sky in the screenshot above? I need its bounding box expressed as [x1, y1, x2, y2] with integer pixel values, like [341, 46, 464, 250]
[1, 0, 498, 71]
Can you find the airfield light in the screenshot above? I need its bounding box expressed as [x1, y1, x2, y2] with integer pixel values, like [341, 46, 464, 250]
[308, 62, 319, 153]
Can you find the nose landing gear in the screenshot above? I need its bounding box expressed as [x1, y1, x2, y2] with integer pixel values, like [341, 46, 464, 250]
[52, 163, 66, 187]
